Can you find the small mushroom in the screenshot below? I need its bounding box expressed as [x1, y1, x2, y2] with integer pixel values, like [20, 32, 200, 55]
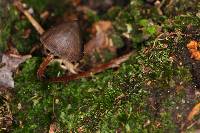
[14, 1, 83, 79]
[38, 21, 83, 78]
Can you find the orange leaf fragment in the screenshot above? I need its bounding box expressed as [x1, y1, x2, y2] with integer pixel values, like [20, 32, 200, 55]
[187, 102, 200, 121]
[190, 49, 200, 60]
[187, 40, 200, 60]
[187, 40, 198, 50]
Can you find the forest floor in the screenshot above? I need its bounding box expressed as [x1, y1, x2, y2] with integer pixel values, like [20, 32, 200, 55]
[0, 0, 200, 132]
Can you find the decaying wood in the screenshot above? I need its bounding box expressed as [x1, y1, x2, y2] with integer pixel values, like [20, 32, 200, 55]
[49, 52, 133, 83]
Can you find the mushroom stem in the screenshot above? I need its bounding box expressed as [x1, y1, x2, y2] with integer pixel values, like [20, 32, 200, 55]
[14, 1, 45, 35]
[37, 54, 54, 79]
[49, 52, 133, 83]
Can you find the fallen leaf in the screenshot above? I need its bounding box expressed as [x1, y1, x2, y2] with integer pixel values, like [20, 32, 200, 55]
[187, 102, 200, 121]
[84, 31, 115, 55]
[0, 53, 31, 89]
[84, 20, 115, 56]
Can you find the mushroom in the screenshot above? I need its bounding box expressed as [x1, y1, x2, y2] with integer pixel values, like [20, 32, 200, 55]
[14, 1, 83, 79]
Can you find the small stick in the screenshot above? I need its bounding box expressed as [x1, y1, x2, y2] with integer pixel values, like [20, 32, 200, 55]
[14, 0, 45, 35]
[49, 52, 133, 83]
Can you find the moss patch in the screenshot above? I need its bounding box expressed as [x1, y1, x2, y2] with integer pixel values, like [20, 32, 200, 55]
[0, 0, 199, 132]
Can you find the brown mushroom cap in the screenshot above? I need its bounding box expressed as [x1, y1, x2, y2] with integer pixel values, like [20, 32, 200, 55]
[40, 21, 82, 62]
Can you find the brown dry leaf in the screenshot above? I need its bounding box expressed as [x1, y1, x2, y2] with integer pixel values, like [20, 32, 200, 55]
[187, 102, 200, 121]
[84, 20, 115, 55]
[91, 20, 112, 34]
[84, 31, 115, 55]
[187, 40, 200, 60]
[0, 53, 31, 89]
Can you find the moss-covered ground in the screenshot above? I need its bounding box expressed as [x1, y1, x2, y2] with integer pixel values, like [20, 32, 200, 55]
[0, 0, 200, 132]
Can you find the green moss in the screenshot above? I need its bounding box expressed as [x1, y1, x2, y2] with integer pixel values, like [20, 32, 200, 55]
[0, 0, 198, 132]
[0, 5, 19, 51]
[12, 31, 194, 131]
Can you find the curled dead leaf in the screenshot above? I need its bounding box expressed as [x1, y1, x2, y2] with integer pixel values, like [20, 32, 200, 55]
[187, 102, 200, 121]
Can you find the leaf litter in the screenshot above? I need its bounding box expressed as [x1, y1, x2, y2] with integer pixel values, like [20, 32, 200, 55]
[0, 52, 31, 89]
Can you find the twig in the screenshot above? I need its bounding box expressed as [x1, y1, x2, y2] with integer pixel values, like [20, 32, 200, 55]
[49, 52, 133, 83]
[14, 0, 45, 35]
